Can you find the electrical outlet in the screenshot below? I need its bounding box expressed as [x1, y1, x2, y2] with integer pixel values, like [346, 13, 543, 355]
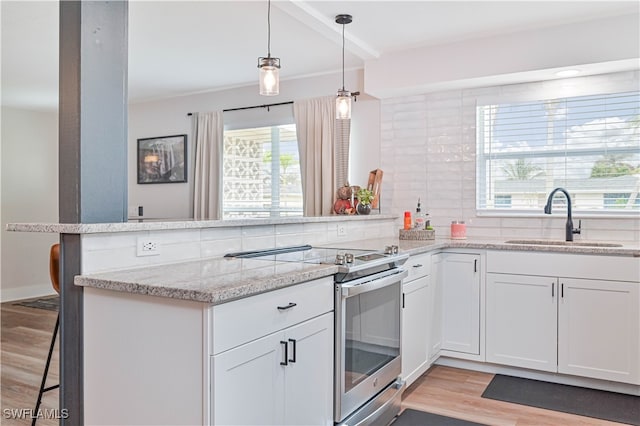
[137, 238, 160, 256]
[337, 225, 347, 236]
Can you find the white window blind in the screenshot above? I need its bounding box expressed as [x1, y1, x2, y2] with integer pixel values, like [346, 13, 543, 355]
[477, 91, 640, 214]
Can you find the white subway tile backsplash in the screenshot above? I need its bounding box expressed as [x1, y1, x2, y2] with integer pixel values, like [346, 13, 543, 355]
[82, 232, 138, 251]
[242, 225, 275, 237]
[201, 227, 242, 241]
[275, 223, 304, 235]
[201, 238, 242, 258]
[242, 234, 276, 251]
[275, 233, 305, 248]
[150, 229, 200, 244]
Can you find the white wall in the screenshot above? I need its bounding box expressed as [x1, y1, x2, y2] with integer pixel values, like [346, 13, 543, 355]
[128, 69, 381, 220]
[365, 13, 640, 98]
[1, 107, 59, 301]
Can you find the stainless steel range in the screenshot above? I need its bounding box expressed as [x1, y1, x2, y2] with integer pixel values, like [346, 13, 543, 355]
[330, 246, 408, 426]
[225, 244, 409, 426]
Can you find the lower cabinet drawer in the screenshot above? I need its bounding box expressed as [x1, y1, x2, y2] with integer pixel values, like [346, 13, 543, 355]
[210, 276, 333, 354]
[405, 253, 431, 281]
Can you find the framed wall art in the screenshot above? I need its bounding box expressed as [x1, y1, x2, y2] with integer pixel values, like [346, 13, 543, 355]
[137, 134, 187, 184]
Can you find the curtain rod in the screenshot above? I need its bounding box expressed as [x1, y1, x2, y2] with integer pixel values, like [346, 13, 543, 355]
[187, 101, 293, 116]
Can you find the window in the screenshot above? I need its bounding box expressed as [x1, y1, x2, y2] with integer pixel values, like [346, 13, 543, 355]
[223, 124, 303, 218]
[494, 195, 512, 208]
[477, 91, 640, 214]
[603, 193, 640, 208]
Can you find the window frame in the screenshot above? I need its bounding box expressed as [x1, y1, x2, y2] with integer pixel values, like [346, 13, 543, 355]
[222, 123, 303, 219]
[476, 90, 640, 217]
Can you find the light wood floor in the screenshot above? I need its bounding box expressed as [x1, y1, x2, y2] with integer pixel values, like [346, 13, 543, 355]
[1, 300, 632, 426]
[402, 366, 629, 426]
[1, 301, 59, 426]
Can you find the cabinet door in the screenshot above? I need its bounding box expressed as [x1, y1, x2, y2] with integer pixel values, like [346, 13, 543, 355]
[401, 275, 430, 386]
[486, 273, 558, 372]
[441, 253, 480, 354]
[558, 278, 640, 384]
[428, 254, 443, 362]
[283, 313, 334, 426]
[213, 332, 285, 425]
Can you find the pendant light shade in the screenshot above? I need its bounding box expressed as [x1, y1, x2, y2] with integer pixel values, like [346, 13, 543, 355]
[258, 57, 280, 96]
[336, 89, 351, 120]
[258, 0, 280, 96]
[335, 14, 352, 119]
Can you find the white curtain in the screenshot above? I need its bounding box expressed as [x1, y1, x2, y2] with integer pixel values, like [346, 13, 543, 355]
[192, 111, 224, 219]
[294, 96, 336, 216]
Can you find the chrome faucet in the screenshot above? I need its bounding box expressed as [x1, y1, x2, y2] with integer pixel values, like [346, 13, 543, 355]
[544, 187, 581, 241]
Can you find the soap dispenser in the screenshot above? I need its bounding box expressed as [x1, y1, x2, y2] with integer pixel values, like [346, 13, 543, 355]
[414, 198, 426, 229]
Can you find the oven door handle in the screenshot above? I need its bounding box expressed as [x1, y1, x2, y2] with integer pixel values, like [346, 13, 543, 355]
[341, 269, 408, 297]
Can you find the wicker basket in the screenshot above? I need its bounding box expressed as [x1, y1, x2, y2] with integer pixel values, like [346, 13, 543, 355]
[399, 228, 435, 240]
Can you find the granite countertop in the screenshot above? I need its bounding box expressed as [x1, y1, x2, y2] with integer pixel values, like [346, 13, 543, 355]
[397, 238, 640, 257]
[75, 237, 639, 305]
[6, 214, 396, 234]
[74, 257, 338, 304]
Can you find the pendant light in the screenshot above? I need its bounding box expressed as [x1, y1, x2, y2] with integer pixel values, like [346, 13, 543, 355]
[335, 14, 352, 119]
[258, 0, 280, 96]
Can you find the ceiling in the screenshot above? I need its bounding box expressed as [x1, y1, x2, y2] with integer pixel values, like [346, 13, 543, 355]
[1, 1, 638, 111]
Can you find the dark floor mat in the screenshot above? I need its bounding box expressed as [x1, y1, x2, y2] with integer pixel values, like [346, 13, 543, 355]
[392, 409, 487, 426]
[482, 374, 640, 425]
[13, 295, 59, 311]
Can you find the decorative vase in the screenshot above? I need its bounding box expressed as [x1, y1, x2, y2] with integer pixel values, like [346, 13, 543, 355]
[356, 203, 371, 215]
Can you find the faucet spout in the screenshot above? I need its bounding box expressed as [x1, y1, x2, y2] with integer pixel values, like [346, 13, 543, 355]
[544, 187, 580, 242]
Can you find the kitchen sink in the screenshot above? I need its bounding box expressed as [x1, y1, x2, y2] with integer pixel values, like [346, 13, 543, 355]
[504, 239, 623, 248]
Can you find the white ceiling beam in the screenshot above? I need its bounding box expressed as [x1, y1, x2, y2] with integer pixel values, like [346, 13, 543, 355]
[274, 0, 380, 61]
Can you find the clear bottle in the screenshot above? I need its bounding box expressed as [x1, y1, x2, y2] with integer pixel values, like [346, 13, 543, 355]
[414, 198, 426, 229]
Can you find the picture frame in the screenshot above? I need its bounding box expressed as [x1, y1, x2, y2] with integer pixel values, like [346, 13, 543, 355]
[137, 134, 187, 184]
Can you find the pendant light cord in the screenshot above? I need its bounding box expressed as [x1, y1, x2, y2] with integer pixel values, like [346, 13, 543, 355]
[267, 0, 272, 57]
[341, 21, 345, 91]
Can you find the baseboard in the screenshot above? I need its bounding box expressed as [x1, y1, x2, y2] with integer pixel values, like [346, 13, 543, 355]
[0, 284, 56, 303]
[403, 360, 432, 388]
[435, 356, 640, 396]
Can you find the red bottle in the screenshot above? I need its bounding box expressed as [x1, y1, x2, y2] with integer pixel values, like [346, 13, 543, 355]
[403, 211, 412, 230]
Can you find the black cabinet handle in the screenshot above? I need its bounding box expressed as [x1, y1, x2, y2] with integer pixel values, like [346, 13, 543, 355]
[280, 341, 288, 366]
[277, 302, 297, 311]
[474, 259, 478, 273]
[552, 282, 555, 297]
[413, 264, 423, 268]
[402, 293, 405, 309]
[288, 338, 296, 363]
[561, 283, 564, 298]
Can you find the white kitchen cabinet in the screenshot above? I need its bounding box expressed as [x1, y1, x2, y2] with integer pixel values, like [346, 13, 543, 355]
[212, 278, 334, 425]
[213, 331, 284, 425]
[428, 254, 443, 362]
[401, 252, 431, 386]
[486, 251, 640, 385]
[558, 278, 639, 384]
[213, 313, 333, 426]
[486, 273, 558, 372]
[283, 313, 334, 425]
[441, 252, 481, 356]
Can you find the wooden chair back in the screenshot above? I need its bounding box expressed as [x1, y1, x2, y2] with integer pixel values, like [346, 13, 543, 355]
[50, 243, 60, 294]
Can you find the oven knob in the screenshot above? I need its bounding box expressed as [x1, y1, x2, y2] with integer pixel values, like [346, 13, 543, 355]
[391, 245, 399, 254]
[384, 246, 393, 255]
[345, 253, 354, 263]
[335, 254, 345, 265]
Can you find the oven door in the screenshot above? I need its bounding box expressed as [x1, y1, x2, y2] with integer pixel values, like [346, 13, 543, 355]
[334, 268, 408, 423]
